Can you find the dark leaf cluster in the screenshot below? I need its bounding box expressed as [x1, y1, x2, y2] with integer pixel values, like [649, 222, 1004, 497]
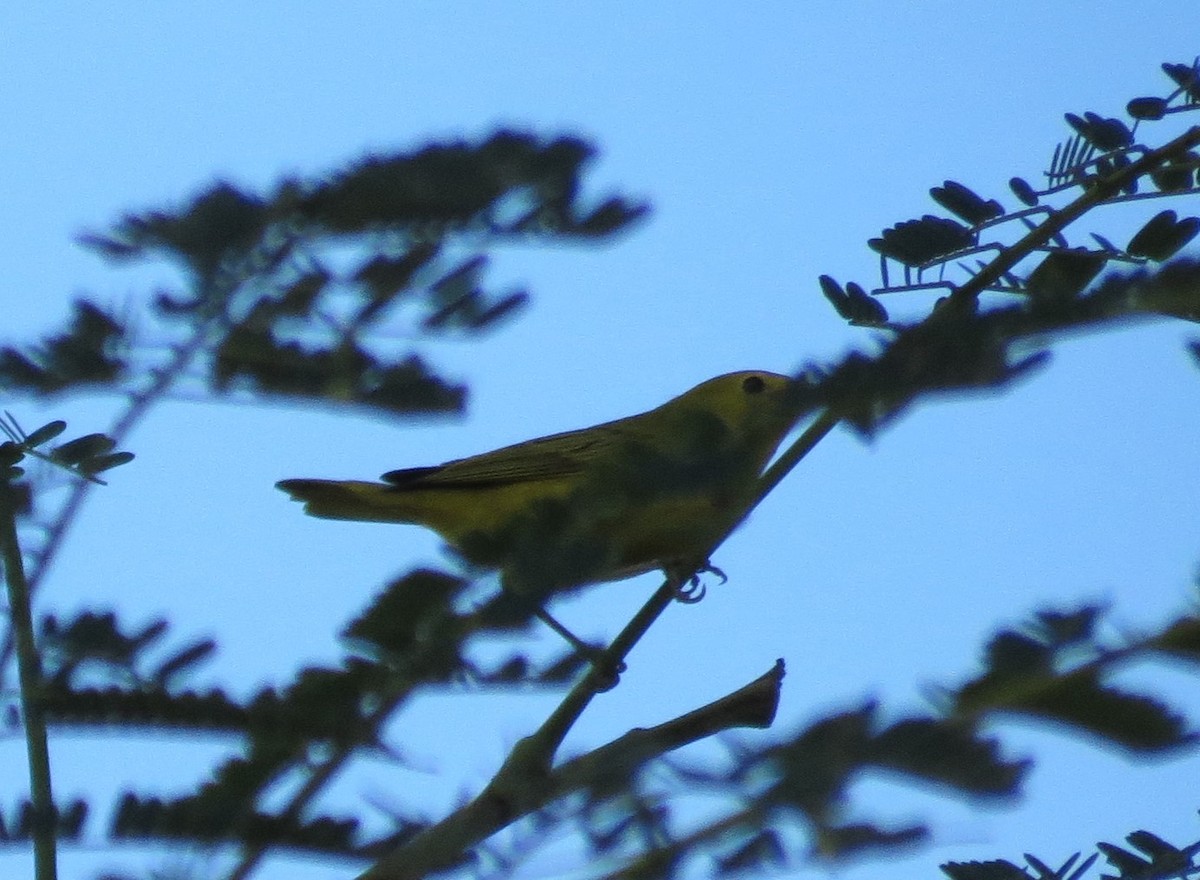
[0, 798, 87, 844]
[949, 606, 1195, 753]
[801, 258, 1200, 434]
[0, 302, 126, 395]
[0, 416, 134, 489]
[607, 601, 1200, 876]
[40, 611, 214, 691]
[733, 704, 1023, 859]
[25, 571, 586, 862]
[110, 791, 363, 859]
[823, 59, 1200, 317]
[942, 824, 1200, 880]
[6, 130, 646, 419]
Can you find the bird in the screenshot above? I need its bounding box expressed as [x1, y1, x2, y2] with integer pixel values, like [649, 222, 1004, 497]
[277, 371, 801, 599]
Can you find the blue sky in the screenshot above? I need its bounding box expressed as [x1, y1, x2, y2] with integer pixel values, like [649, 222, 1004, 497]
[3, 5, 1200, 879]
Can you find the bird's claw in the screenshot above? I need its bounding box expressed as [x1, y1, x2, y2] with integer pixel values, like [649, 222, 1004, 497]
[671, 562, 726, 604]
[675, 578, 706, 604]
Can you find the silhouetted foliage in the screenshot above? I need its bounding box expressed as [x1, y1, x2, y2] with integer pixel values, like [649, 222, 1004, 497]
[1, 59, 1199, 880]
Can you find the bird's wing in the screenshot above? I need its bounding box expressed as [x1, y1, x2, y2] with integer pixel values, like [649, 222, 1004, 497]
[381, 420, 631, 489]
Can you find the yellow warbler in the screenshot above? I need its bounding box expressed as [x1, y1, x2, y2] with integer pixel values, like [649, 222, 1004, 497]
[278, 371, 800, 595]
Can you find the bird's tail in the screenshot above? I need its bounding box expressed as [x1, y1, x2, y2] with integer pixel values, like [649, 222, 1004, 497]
[276, 479, 418, 524]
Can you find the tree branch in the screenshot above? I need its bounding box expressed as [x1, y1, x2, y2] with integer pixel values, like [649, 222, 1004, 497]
[359, 660, 785, 880]
[1, 485, 56, 880]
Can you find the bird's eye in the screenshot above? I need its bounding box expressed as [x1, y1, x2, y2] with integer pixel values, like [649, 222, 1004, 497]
[742, 375, 766, 394]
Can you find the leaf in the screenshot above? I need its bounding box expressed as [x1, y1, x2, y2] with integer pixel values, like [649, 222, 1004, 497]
[1151, 616, 1200, 664]
[870, 215, 975, 266]
[41, 681, 250, 731]
[112, 182, 269, 284]
[1024, 249, 1108, 302]
[468, 290, 528, 330]
[0, 441, 24, 469]
[109, 790, 362, 855]
[820, 275, 851, 315]
[131, 619, 170, 650]
[42, 610, 139, 670]
[1127, 211, 1200, 261]
[153, 639, 218, 687]
[342, 568, 469, 678]
[1065, 852, 1099, 880]
[58, 799, 88, 840]
[575, 195, 651, 236]
[481, 654, 530, 684]
[535, 648, 591, 684]
[1090, 233, 1122, 254]
[1162, 61, 1200, 102]
[1125, 830, 1185, 862]
[941, 860, 1030, 880]
[843, 282, 889, 325]
[1028, 606, 1103, 646]
[296, 131, 646, 240]
[1097, 841, 1151, 877]
[1023, 852, 1057, 878]
[430, 254, 486, 301]
[51, 433, 116, 466]
[816, 821, 926, 858]
[353, 245, 438, 302]
[1131, 258, 1200, 322]
[77, 451, 136, 476]
[930, 180, 1004, 226]
[76, 231, 144, 260]
[210, 325, 465, 416]
[1009, 176, 1039, 207]
[23, 420, 67, 448]
[275, 269, 331, 316]
[364, 355, 467, 414]
[1083, 112, 1133, 151]
[1006, 672, 1194, 753]
[1062, 111, 1130, 152]
[1149, 162, 1197, 194]
[767, 704, 875, 813]
[820, 276, 888, 325]
[1126, 96, 1167, 120]
[870, 717, 1028, 795]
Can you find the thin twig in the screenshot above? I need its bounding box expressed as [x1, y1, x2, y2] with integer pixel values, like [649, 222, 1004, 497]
[949, 124, 1200, 305]
[1, 485, 56, 880]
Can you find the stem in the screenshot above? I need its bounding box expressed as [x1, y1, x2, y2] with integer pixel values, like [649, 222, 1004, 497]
[950, 124, 1200, 304]
[524, 576, 683, 767]
[1, 485, 56, 880]
[752, 409, 840, 520]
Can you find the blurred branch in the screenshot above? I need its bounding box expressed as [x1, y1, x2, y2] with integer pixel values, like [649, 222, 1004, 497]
[359, 660, 785, 880]
[0, 483, 56, 880]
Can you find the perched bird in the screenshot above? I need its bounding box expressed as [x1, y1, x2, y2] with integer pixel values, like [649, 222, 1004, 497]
[278, 371, 801, 597]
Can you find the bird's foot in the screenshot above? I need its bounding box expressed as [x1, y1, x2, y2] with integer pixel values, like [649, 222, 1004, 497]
[534, 607, 625, 687]
[671, 561, 727, 604]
